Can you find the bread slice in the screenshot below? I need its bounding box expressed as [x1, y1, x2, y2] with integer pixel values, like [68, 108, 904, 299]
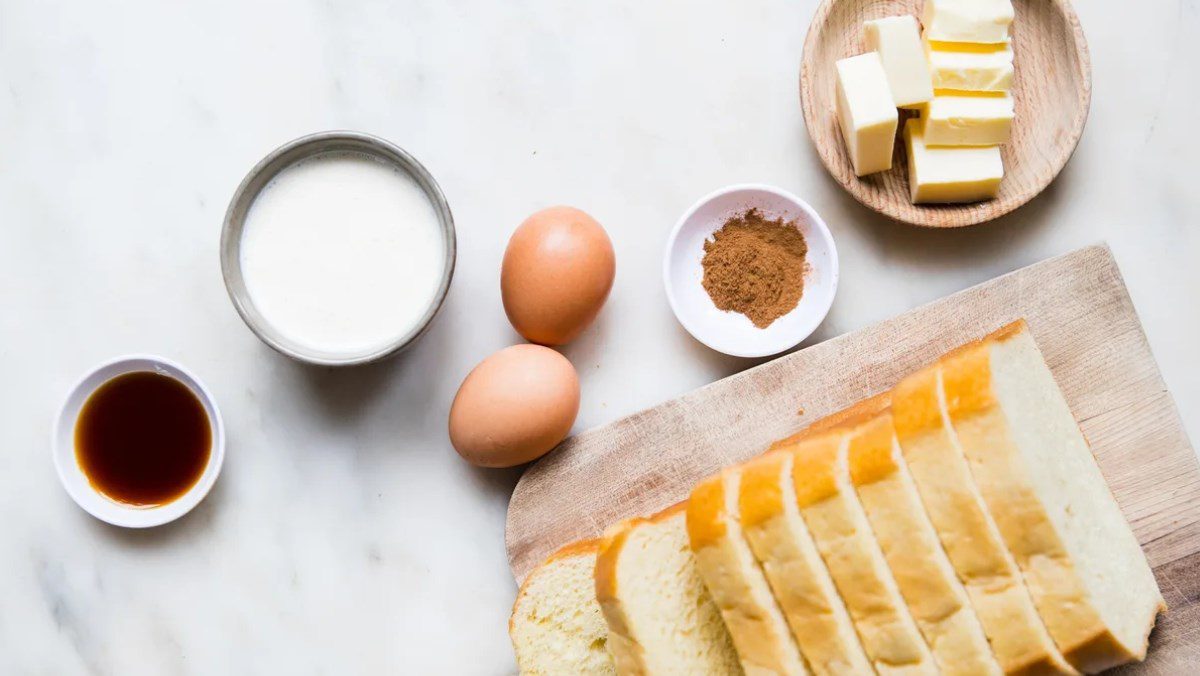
[739, 450, 875, 675]
[594, 505, 742, 675]
[892, 362, 1077, 675]
[938, 321, 1164, 671]
[510, 540, 617, 675]
[687, 469, 809, 675]
[785, 429, 938, 675]
[844, 407, 1001, 676]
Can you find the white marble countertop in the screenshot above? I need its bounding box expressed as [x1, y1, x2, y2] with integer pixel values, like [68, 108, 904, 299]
[2, 1, 1196, 673]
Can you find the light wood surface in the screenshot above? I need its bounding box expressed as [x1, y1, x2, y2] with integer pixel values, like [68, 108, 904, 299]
[506, 245, 1200, 671]
[800, 0, 1091, 227]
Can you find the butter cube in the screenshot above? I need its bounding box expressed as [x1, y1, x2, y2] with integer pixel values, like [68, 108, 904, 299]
[926, 41, 1014, 92]
[904, 119, 1002, 203]
[919, 92, 1014, 146]
[835, 53, 898, 176]
[923, 0, 1014, 44]
[863, 16, 933, 108]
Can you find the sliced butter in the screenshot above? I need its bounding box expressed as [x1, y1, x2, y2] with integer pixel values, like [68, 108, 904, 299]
[863, 16, 933, 108]
[926, 41, 1014, 93]
[923, 0, 1014, 45]
[919, 91, 1014, 146]
[835, 52, 898, 176]
[904, 119, 1002, 204]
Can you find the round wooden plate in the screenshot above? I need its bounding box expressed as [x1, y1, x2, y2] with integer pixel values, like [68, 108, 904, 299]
[800, 0, 1091, 227]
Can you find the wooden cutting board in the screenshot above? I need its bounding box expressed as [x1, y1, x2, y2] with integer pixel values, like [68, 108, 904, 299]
[506, 244, 1200, 672]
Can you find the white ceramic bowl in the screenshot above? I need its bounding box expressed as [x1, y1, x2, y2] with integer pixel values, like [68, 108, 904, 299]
[663, 184, 839, 358]
[52, 355, 225, 528]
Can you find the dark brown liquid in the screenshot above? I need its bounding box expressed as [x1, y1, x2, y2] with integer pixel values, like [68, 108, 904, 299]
[75, 371, 212, 506]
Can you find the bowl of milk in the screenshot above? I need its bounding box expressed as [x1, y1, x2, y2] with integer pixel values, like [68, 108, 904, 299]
[221, 131, 456, 366]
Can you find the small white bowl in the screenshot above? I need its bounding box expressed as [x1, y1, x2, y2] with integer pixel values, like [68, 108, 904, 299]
[663, 184, 839, 358]
[52, 355, 225, 528]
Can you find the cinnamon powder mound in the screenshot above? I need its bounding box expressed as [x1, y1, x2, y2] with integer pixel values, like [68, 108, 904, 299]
[700, 208, 808, 329]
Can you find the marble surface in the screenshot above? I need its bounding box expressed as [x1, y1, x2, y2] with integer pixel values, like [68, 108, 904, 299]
[1, 0, 1196, 673]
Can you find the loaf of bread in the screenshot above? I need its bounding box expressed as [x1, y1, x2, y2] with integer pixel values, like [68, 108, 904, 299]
[593, 506, 742, 674]
[938, 321, 1164, 671]
[687, 469, 808, 675]
[784, 428, 937, 675]
[509, 540, 616, 675]
[893, 360, 1076, 674]
[509, 321, 1162, 675]
[843, 406, 1000, 675]
[738, 450, 874, 675]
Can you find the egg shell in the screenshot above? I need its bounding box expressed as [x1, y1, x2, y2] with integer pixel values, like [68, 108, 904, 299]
[501, 206, 616, 346]
[448, 344, 580, 468]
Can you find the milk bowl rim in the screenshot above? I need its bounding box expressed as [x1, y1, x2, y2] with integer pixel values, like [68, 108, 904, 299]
[220, 130, 457, 366]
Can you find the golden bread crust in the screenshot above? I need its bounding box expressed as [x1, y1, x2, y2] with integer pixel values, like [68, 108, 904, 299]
[686, 475, 727, 550]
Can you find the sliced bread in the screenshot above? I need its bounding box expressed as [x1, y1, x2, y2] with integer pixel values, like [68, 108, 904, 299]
[687, 470, 809, 675]
[739, 450, 874, 675]
[594, 505, 742, 675]
[786, 430, 938, 675]
[892, 363, 1077, 675]
[510, 540, 617, 675]
[938, 321, 1163, 671]
[844, 407, 1001, 676]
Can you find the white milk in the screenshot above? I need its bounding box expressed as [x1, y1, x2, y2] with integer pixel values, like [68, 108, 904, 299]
[239, 152, 445, 358]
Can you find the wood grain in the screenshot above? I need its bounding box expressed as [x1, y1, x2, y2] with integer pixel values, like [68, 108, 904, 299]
[800, 0, 1091, 227]
[506, 245, 1199, 670]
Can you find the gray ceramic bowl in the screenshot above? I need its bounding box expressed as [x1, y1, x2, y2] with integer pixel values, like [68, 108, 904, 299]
[220, 131, 456, 366]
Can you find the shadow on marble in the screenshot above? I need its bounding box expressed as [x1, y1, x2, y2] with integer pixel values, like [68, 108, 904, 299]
[80, 464, 225, 548]
[276, 349, 406, 427]
[668, 315, 771, 375]
[264, 317, 454, 426]
[857, 179, 1063, 270]
[557, 295, 612, 371]
[465, 463, 525, 506]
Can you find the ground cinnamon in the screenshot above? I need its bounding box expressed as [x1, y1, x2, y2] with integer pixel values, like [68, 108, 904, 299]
[700, 208, 808, 329]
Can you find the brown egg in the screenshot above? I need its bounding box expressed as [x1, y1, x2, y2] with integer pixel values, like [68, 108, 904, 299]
[501, 206, 616, 345]
[448, 344, 580, 468]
